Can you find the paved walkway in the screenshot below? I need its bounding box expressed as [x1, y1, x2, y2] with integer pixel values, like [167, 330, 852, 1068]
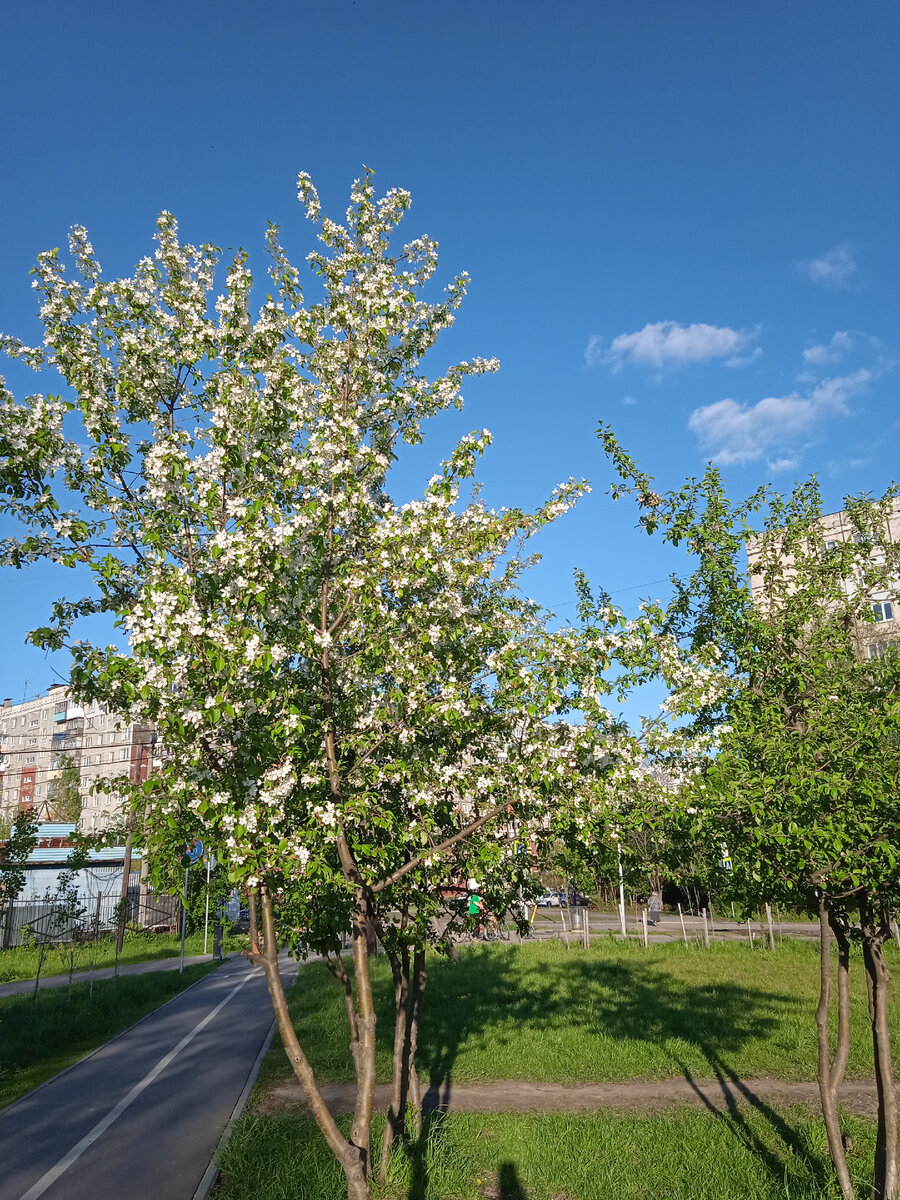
[0, 952, 297, 1200]
[264, 1074, 889, 1119]
[0, 953, 227, 999]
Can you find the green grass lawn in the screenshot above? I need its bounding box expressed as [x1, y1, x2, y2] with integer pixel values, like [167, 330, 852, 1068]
[260, 936, 899, 1093]
[0, 929, 247, 984]
[216, 1106, 879, 1200]
[0, 960, 219, 1108]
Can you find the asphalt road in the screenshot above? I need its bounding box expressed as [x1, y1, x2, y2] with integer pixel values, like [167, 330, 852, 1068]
[0, 953, 297, 1200]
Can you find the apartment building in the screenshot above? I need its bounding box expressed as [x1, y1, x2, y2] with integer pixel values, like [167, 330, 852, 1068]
[0, 686, 156, 832]
[748, 501, 900, 660]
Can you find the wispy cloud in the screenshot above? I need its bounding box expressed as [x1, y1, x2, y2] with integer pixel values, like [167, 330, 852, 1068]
[687, 369, 872, 465]
[622, 395, 638, 406]
[802, 331, 854, 366]
[796, 244, 858, 289]
[767, 457, 799, 473]
[586, 321, 758, 372]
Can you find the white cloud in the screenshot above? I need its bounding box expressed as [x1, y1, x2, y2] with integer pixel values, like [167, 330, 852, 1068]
[687, 370, 872, 465]
[767, 457, 799, 473]
[724, 347, 763, 368]
[622, 395, 638, 406]
[796, 244, 858, 289]
[586, 321, 757, 372]
[802, 331, 854, 366]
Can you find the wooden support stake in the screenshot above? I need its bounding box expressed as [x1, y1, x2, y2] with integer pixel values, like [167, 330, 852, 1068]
[765, 903, 776, 951]
[747, 918, 754, 949]
[702, 908, 710, 949]
[642, 908, 649, 948]
[678, 902, 689, 949]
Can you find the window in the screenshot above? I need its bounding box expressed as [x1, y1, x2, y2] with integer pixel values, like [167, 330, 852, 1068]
[28, 738, 37, 746]
[30, 719, 38, 727]
[824, 539, 838, 551]
[873, 602, 894, 622]
[26, 757, 35, 764]
[869, 642, 896, 660]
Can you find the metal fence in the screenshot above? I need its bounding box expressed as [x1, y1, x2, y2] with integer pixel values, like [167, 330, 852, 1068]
[0, 886, 181, 949]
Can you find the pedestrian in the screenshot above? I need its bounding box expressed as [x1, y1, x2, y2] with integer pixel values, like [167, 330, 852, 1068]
[648, 891, 663, 926]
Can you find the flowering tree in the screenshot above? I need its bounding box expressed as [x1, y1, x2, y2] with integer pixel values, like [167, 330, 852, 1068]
[601, 427, 900, 1200]
[1, 170, 654, 1198]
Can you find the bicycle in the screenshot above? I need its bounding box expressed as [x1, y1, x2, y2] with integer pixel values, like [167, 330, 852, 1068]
[481, 912, 510, 942]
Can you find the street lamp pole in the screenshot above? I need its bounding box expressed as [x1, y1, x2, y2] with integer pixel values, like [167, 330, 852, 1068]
[116, 730, 155, 953]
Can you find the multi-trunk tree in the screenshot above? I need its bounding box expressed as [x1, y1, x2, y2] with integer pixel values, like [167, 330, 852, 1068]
[601, 426, 900, 1200]
[2, 170, 664, 1198]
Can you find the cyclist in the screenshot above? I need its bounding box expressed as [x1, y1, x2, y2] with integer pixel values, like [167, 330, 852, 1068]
[468, 889, 485, 939]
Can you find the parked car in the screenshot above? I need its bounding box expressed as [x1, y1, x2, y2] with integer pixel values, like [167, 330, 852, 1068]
[535, 890, 561, 907]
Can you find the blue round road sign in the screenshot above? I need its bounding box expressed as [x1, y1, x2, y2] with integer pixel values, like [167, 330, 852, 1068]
[183, 838, 204, 865]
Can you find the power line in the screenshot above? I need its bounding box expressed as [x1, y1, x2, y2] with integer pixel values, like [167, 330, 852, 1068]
[546, 576, 672, 609]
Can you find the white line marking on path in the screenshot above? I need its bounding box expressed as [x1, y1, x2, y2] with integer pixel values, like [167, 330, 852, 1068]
[17, 967, 259, 1200]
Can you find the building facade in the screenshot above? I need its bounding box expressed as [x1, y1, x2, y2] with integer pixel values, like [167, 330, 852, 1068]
[0, 686, 156, 832]
[748, 501, 900, 659]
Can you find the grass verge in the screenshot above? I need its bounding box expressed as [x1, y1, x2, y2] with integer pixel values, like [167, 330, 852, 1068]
[259, 937, 900, 1093]
[215, 1105, 879, 1200]
[0, 929, 247, 984]
[0, 960, 219, 1108]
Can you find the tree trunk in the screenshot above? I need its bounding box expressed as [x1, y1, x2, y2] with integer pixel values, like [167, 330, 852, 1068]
[862, 900, 898, 1200]
[256, 888, 369, 1200]
[407, 947, 427, 1137]
[830, 915, 852, 1091]
[350, 888, 377, 1178]
[248, 888, 260, 954]
[378, 945, 409, 1184]
[817, 898, 855, 1199]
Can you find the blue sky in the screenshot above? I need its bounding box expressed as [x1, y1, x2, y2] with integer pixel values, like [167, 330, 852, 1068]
[1, 0, 898, 703]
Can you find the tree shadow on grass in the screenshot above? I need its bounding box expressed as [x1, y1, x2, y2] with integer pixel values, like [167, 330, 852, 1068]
[400, 942, 834, 1197]
[403, 1108, 531, 1200]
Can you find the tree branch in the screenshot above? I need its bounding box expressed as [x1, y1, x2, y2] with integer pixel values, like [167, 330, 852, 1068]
[371, 798, 513, 893]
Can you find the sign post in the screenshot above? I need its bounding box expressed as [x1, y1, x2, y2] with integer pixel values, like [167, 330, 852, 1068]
[203, 852, 216, 955]
[179, 866, 189, 973]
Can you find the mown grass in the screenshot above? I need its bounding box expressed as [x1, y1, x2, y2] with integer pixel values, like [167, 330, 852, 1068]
[0, 929, 247, 984]
[259, 937, 900, 1093]
[0, 960, 219, 1108]
[216, 1106, 879, 1200]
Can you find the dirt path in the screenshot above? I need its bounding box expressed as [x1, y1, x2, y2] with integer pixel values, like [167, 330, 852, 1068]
[263, 1075, 888, 1119]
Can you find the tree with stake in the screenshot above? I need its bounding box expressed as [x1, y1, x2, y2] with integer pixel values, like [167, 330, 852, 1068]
[601, 427, 900, 1200]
